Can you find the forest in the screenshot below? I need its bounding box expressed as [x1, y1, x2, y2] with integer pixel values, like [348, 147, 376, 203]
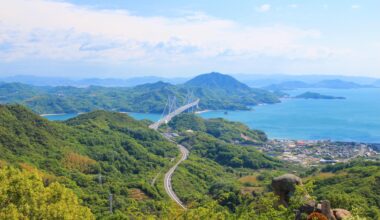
[0, 73, 279, 114]
[0, 104, 377, 219]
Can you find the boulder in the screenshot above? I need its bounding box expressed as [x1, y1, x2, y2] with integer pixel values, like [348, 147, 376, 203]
[299, 199, 317, 214]
[321, 200, 336, 220]
[333, 209, 352, 220]
[271, 174, 302, 206]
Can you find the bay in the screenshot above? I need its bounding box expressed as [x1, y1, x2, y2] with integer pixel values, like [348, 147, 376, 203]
[42, 88, 380, 143]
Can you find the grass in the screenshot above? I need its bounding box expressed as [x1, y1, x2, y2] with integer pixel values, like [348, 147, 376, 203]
[238, 175, 258, 184]
[240, 186, 264, 195]
[129, 188, 149, 200]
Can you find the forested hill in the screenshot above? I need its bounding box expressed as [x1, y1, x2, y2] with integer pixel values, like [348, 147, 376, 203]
[186, 72, 251, 91]
[0, 72, 280, 114]
[0, 104, 280, 218]
[0, 105, 376, 219]
[168, 113, 280, 169]
[310, 160, 380, 219]
[185, 72, 280, 110]
[0, 104, 179, 218]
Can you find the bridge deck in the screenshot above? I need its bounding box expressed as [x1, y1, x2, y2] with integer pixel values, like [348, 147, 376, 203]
[149, 99, 200, 130]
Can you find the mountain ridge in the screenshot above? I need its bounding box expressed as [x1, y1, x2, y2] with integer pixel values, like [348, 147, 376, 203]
[0, 72, 280, 114]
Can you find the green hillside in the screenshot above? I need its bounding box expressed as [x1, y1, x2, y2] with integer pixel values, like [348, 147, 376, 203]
[0, 104, 180, 218]
[0, 105, 373, 219]
[186, 72, 280, 110]
[168, 113, 280, 169]
[169, 113, 267, 144]
[0, 72, 280, 114]
[0, 105, 283, 218]
[310, 160, 380, 219]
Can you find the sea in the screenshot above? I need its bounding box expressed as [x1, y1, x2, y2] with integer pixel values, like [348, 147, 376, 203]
[43, 88, 380, 143]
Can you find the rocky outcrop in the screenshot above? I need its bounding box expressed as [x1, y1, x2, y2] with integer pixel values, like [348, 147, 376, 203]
[333, 209, 352, 220]
[272, 174, 352, 220]
[321, 200, 336, 220]
[271, 173, 302, 207]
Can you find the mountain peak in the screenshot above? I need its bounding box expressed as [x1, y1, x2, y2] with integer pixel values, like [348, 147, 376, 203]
[185, 72, 250, 91]
[134, 81, 174, 90]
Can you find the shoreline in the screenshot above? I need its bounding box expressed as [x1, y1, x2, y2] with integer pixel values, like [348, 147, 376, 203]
[40, 113, 67, 116]
[195, 109, 210, 114]
[40, 112, 84, 116]
[40, 110, 380, 144]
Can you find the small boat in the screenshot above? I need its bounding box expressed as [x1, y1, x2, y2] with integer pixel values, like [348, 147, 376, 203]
[224, 111, 228, 115]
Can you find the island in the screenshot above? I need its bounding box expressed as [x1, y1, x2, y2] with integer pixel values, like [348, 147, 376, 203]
[294, 91, 346, 100]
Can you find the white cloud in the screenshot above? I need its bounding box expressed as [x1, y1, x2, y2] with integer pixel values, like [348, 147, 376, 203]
[0, 0, 340, 64]
[289, 4, 299, 9]
[351, 5, 360, 9]
[257, 4, 271, 13]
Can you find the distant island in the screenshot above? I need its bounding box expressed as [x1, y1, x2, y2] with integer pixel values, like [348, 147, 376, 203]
[294, 91, 346, 100]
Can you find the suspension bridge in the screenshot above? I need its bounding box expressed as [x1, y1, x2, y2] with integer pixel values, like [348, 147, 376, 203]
[149, 93, 200, 130]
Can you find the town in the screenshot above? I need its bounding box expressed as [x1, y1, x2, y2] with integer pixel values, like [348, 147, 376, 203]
[259, 139, 380, 166]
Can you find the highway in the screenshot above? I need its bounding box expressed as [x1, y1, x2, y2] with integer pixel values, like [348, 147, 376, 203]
[163, 144, 189, 209]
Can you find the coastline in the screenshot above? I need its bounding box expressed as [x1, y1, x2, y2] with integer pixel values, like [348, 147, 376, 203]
[195, 109, 210, 114]
[40, 113, 67, 116]
[40, 112, 84, 116]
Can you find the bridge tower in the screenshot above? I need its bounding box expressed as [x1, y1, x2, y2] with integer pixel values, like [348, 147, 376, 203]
[184, 90, 197, 113]
[149, 92, 200, 130]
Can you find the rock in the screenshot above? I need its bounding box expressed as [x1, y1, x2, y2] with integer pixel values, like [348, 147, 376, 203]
[333, 209, 352, 220]
[299, 199, 318, 214]
[271, 174, 302, 206]
[316, 203, 322, 212]
[321, 200, 336, 220]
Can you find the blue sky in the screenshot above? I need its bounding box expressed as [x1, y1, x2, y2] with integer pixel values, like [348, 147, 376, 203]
[0, 0, 379, 78]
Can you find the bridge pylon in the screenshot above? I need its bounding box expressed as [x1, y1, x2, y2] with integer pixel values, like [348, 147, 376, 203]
[149, 94, 200, 130]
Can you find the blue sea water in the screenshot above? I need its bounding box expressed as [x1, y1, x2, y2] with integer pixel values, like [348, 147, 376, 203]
[43, 112, 161, 122]
[42, 113, 79, 121]
[43, 88, 380, 143]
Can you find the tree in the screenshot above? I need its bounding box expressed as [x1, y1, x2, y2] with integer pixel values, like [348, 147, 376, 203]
[0, 166, 94, 219]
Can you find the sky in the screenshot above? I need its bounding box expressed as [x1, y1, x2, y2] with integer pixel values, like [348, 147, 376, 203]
[0, 0, 379, 78]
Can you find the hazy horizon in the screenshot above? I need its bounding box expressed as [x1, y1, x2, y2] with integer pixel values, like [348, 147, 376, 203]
[1, 72, 379, 81]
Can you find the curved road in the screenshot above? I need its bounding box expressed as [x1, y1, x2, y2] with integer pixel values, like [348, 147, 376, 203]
[164, 144, 189, 209]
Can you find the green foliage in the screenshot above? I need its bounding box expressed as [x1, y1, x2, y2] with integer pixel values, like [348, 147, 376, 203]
[171, 155, 238, 206]
[204, 118, 267, 144]
[177, 131, 280, 169]
[185, 72, 280, 110]
[0, 73, 279, 114]
[0, 104, 372, 219]
[0, 166, 94, 219]
[170, 113, 267, 144]
[0, 105, 179, 217]
[168, 113, 206, 132]
[313, 160, 380, 219]
[295, 91, 345, 100]
[169, 113, 279, 170]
